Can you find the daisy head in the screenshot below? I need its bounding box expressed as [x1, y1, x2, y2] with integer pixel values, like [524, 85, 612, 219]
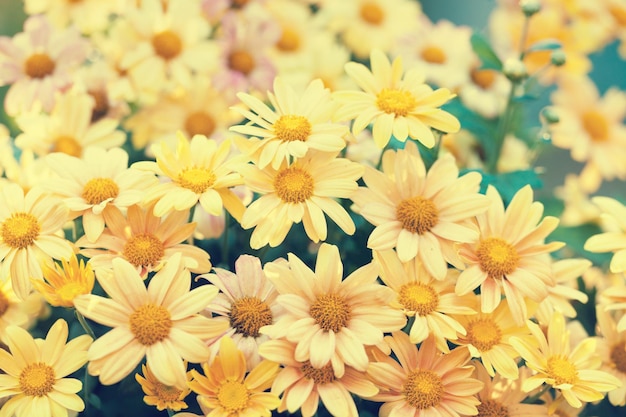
[584, 196, 626, 273]
[0, 279, 49, 343]
[30, 253, 95, 308]
[594, 305, 626, 406]
[135, 362, 192, 412]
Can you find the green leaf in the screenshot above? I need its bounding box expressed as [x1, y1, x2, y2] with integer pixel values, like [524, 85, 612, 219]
[526, 38, 562, 52]
[470, 32, 503, 70]
[465, 169, 544, 205]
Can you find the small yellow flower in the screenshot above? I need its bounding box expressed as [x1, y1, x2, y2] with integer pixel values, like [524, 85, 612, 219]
[136, 363, 191, 412]
[31, 254, 95, 308]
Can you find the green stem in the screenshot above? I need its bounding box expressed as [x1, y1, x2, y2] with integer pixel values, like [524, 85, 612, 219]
[222, 212, 231, 266]
[75, 310, 96, 339]
[167, 409, 175, 417]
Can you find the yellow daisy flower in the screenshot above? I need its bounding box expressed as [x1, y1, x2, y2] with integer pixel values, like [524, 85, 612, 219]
[352, 141, 489, 278]
[136, 363, 191, 412]
[367, 332, 482, 417]
[239, 151, 363, 249]
[333, 49, 460, 149]
[584, 196, 626, 273]
[132, 132, 245, 220]
[456, 185, 565, 325]
[188, 336, 281, 417]
[73, 253, 228, 388]
[0, 280, 47, 343]
[230, 77, 348, 169]
[30, 253, 95, 308]
[0, 183, 74, 300]
[594, 306, 626, 406]
[0, 319, 92, 417]
[261, 243, 406, 375]
[510, 312, 621, 408]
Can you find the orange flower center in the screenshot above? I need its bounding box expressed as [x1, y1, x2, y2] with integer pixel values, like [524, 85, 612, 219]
[301, 361, 335, 384]
[546, 355, 578, 386]
[277, 27, 300, 52]
[82, 178, 120, 205]
[129, 303, 172, 345]
[229, 296, 273, 338]
[274, 115, 311, 142]
[398, 283, 439, 315]
[231, 0, 250, 8]
[309, 293, 351, 333]
[0, 290, 9, 316]
[177, 167, 216, 194]
[152, 30, 182, 60]
[610, 6, 626, 26]
[216, 380, 250, 413]
[123, 233, 165, 268]
[185, 111, 216, 138]
[274, 167, 314, 204]
[52, 135, 82, 157]
[228, 50, 255, 75]
[88, 89, 109, 121]
[376, 88, 417, 117]
[476, 237, 519, 278]
[471, 68, 497, 90]
[24, 53, 56, 79]
[610, 342, 626, 374]
[19, 362, 55, 397]
[581, 110, 609, 142]
[1, 212, 40, 249]
[465, 317, 501, 351]
[403, 370, 443, 409]
[153, 381, 185, 405]
[421, 45, 447, 64]
[477, 399, 509, 417]
[396, 196, 439, 234]
[360, 2, 384, 25]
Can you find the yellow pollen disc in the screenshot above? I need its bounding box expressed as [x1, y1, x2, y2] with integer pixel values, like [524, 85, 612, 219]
[546, 355, 578, 386]
[477, 399, 509, 417]
[52, 136, 82, 157]
[88, 89, 109, 121]
[228, 50, 255, 75]
[122, 233, 165, 268]
[471, 68, 497, 90]
[217, 380, 250, 413]
[185, 111, 216, 137]
[56, 282, 90, 305]
[129, 303, 172, 345]
[421, 45, 447, 64]
[610, 6, 626, 26]
[273, 167, 314, 204]
[398, 283, 439, 315]
[403, 370, 444, 410]
[476, 237, 520, 278]
[82, 178, 119, 205]
[0, 290, 9, 316]
[581, 110, 609, 142]
[19, 362, 55, 397]
[24, 53, 56, 79]
[309, 293, 351, 333]
[301, 361, 335, 384]
[1, 212, 40, 249]
[154, 382, 184, 403]
[465, 317, 501, 351]
[376, 88, 417, 117]
[229, 296, 273, 338]
[277, 27, 300, 52]
[177, 167, 216, 194]
[610, 342, 626, 374]
[152, 30, 182, 60]
[360, 2, 384, 25]
[396, 196, 439, 234]
[274, 114, 312, 143]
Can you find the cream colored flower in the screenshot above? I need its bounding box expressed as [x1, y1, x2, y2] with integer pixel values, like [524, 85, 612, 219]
[584, 196, 626, 273]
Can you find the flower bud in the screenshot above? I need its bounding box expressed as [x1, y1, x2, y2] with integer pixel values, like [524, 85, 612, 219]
[503, 58, 528, 82]
[520, 0, 541, 16]
[551, 50, 566, 66]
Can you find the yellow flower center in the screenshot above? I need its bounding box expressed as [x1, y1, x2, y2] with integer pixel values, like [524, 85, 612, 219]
[301, 361, 335, 384]
[610, 6, 626, 26]
[581, 110, 609, 142]
[477, 399, 509, 417]
[152, 30, 182, 60]
[228, 50, 255, 75]
[217, 380, 250, 413]
[82, 178, 120, 205]
[24, 53, 56, 79]
[465, 317, 501, 351]
[52, 135, 82, 157]
[610, 342, 626, 374]
[229, 296, 273, 338]
[404, 370, 443, 409]
[476, 237, 519, 278]
[57, 282, 91, 306]
[1, 212, 40, 249]
[185, 111, 216, 138]
[154, 381, 185, 404]
[274, 115, 312, 142]
[19, 363, 55, 397]
[360, 2, 384, 25]
[309, 293, 351, 333]
[122, 233, 165, 268]
[396, 196, 439, 234]
[129, 303, 172, 345]
[546, 355, 578, 386]
[471, 68, 497, 90]
[0, 290, 9, 316]
[376, 88, 417, 117]
[274, 167, 314, 204]
[421, 45, 447, 64]
[277, 27, 300, 52]
[177, 167, 216, 194]
[398, 283, 439, 315]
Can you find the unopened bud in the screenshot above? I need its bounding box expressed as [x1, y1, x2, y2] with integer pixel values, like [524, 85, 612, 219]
[503, 58, 528, 82]
[551, 50, 566, 66]
[520, 0, 541, 16]
[541, 107, 560, 124]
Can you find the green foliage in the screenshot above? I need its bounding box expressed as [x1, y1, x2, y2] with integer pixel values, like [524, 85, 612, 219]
[471, 32, 503, 70]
